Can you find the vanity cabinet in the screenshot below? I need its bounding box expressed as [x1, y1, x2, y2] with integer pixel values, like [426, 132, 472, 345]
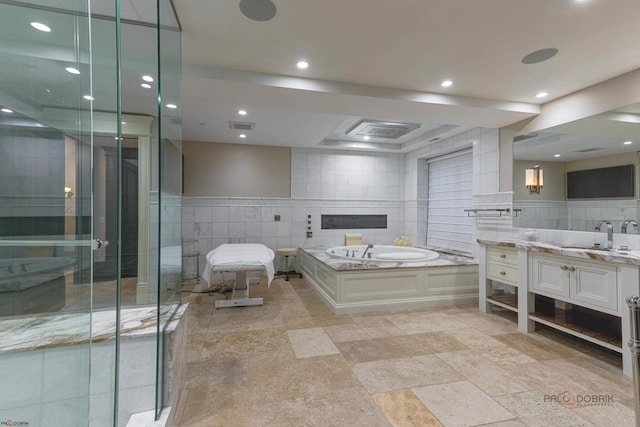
[530, 254, 618, 313]
[483, 247, 520, 313]
[478, 240, 640, 377]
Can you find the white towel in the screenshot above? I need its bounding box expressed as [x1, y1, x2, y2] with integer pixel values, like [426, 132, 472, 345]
[202, 243, 275, 287]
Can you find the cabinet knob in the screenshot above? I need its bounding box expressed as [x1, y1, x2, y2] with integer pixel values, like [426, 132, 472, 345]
[499, 271, 506, 276]
[500, 254, 506, 258]
[560, 265, 569, 271]
[569, 266, 576, 272]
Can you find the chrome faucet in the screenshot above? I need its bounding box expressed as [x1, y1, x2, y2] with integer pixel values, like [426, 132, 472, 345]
[361, 243, 374, 258]
[622, 219, 639, 234]
[595, 220, 614, 249]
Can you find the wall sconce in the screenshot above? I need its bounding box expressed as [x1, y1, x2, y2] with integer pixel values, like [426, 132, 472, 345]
[525, 165, 543, 194]
[64, 186, 74, 199]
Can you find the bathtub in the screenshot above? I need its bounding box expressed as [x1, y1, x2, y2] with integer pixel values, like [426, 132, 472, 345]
[0, 257, 76, 316]
[301, 247, 478, 314]
[326, 245, 439, 263]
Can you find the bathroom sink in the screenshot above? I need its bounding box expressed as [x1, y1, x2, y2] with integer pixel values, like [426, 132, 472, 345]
[560, 245, 611, 251]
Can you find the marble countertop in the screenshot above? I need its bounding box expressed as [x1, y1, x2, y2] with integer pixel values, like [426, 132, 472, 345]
[478, 239, 640, 266]
[301, 247, 478, 271]
[0, 303, 189, 354]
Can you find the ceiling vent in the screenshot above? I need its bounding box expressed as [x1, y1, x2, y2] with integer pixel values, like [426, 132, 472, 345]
[513, 133, 538, 142]
[574, 147, 605, 153]
[229, 121, 255, 131]
[346, 119, 420, 140]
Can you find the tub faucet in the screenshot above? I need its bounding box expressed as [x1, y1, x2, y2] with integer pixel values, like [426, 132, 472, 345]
[361, 243, 374, 258]
[622, 219, 639, 234]
[595, 220, 614, 249]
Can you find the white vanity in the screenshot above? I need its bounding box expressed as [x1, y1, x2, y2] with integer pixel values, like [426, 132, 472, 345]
[478, 239, 640, 376]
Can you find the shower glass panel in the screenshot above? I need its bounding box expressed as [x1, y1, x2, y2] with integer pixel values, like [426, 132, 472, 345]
[156, 0, 182, 416]
[0, 0, 182, 424]
[0, 0, 100, 425]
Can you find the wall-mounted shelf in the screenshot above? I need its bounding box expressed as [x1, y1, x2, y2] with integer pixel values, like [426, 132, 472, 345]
[464, 208, 521, 218]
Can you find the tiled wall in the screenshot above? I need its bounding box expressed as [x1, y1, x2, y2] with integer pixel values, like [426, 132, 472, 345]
[182, 128, 505, 275]
[181, 198, 405, 274]
[291, 148, 405, 200]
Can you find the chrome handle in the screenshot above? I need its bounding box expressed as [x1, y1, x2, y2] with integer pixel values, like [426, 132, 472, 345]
[560, 265, 569, 271]
[500, 254, 506, 259]
[92, 239, 110, 250]
[499, 271, 506, 276]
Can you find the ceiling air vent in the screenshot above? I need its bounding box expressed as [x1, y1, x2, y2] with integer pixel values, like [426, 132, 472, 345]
[229, 121, 255, 131]
[513, 133, 538, 142]
[574, 147, 605, 153]
[346, 119, 420, 140]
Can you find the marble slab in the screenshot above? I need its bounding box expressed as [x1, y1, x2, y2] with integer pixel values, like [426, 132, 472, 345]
[0, 303, 189, 354]
[478, 239, 640, 266]
[302, 247, 478, 271]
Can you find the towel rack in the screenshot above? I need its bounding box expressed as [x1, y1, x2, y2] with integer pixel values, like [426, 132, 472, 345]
[464, 208, 521, 217]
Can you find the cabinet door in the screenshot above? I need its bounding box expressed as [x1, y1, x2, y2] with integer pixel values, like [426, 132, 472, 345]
[531, 254, 571, 298]
[570, 260, 618, 312]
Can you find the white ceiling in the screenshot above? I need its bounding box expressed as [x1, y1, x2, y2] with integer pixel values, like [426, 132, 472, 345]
[173, 0, 640, 151]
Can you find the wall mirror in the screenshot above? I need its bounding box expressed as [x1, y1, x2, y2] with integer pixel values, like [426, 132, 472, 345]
[512, 103, 640, 234]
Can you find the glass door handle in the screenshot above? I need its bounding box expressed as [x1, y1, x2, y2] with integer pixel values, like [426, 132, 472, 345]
[92, 239, 110, 250]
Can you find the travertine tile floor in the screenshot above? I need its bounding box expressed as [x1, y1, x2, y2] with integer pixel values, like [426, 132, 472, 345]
[173, 277, 635, 427]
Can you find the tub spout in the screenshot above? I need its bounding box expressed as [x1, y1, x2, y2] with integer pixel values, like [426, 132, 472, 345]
[361, 243, 374, 258]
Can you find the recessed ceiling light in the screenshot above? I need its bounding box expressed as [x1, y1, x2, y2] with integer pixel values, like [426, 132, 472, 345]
[238, 109, 247, 116]
[30, 22, 51, 32]
[140, 83, 152, 89]
[536, 92, 549, 98]
[1, 108, 13, 113]
[522, 48, 558, 64]
[441, 80, 453, 87]
[142, 75, 154, 82]
[296, 60, 309, 69]
[363, 136, 370, 141]
[239, 134, 247, 139]
[166, 104, 177, 109]
[554, 154, 561, 158]
[83, 95, 94, 100]
[65, 67, 80, 75]
[624, 141, 633, 145]
[121, 121, 127, 125]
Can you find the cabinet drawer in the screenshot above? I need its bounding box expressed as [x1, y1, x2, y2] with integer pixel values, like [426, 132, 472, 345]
[488, 247, 518, 266]
[488, 263, 518, 284]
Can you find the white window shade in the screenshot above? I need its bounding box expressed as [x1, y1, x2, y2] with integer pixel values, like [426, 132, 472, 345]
[426, 149, 473, 254]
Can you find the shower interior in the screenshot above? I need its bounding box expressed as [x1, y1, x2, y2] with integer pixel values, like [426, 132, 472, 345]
[0, 0, 184, 425]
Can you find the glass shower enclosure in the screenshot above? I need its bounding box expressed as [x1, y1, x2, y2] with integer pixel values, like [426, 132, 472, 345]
[0, 0, 182, 425]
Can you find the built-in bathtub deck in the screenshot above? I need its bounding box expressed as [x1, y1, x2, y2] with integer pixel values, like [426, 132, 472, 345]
[300, 247, 479, 314]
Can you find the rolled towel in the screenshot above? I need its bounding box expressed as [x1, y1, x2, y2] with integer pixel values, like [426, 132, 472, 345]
[345, 233, 362, 246]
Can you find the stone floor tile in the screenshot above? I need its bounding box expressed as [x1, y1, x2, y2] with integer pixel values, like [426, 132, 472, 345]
[393, 331, 469, 356]
[323, 323, 371, 343]
[373, 389, 443, 427]
[495, 390, 596, 427]
[352, 354, 464, 394]
[336, 336, 411, 365]
[436, 350, 533, 396]
[412, 380, 516, 427]
[286, 327, 340, 358]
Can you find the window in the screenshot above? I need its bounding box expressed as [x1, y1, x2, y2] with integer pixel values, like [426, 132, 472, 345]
[426, 149, 473, 253]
